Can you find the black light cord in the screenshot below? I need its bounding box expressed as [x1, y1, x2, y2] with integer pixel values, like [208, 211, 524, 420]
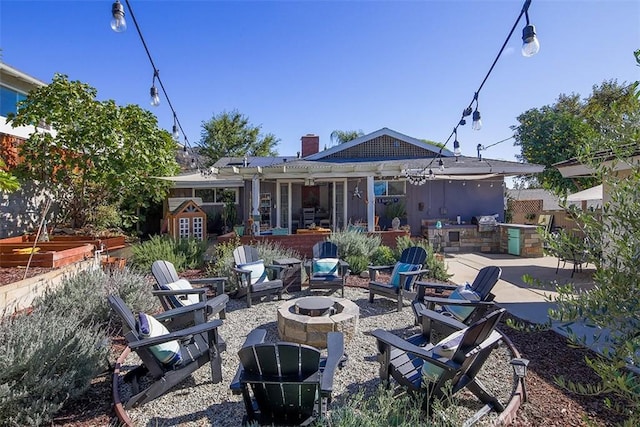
[122, 0, 193, 156]
[425, 0, 534, 171]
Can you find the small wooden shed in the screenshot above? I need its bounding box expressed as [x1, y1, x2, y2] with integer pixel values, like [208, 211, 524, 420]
[166, 199, 207, 241]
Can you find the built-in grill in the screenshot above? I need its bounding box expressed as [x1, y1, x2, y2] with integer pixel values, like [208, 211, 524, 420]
[472, 215, 499, 232]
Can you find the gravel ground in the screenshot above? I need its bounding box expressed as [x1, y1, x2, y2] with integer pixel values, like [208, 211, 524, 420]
[119, 287, 516, 426]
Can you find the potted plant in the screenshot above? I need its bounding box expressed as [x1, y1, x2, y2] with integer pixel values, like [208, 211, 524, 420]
[386, 201, 407, 229]
[524, 212, 536, 225]
[221, 195, 237, 234]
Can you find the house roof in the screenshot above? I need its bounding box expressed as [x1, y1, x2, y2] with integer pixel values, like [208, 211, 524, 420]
[0, 62, 47, 88]
[304, 127, 454, 161]
[157, 128, 543, 185]
[554, 146, 640, 177]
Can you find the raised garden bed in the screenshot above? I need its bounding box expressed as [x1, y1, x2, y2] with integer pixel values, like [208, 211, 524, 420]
[0, 235, 125, 268]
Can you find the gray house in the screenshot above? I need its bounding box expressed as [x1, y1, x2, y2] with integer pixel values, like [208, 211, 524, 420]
[163, 128, 543, 237]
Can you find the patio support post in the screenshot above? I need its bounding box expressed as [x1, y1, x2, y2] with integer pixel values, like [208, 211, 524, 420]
[367, 176, 375, 233]
[252, 175, 261, 236]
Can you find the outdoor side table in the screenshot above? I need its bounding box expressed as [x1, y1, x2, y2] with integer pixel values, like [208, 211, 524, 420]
[273, 257, 302, 293]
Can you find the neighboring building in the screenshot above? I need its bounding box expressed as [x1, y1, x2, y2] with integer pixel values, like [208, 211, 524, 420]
[0, 62, 52, 238]
[160, 128, 543, 236]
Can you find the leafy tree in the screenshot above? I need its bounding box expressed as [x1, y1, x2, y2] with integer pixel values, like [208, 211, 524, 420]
[198, 110, 278, 165]
[513, 80, 640, 193]
[7, 73, 179, 229]
[0, 158, 19, 192]
[543, 52, 640, 424]
[330, 129, 364, 145]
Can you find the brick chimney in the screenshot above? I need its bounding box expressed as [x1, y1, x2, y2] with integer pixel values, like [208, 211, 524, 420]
[301, 134, 319, 158]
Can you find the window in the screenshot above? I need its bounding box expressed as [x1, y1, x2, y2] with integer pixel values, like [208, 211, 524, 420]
[0, 85, 27, 117]
[194, 188, 238, 205]
[374, 180, 406, 197]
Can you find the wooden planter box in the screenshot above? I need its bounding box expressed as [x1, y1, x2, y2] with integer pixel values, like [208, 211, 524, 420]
[0, 234, 126, 268]
[0, 243, 95, 268]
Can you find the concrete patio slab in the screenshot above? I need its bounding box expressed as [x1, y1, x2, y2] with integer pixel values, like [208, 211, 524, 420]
[441, 252, 612, 354]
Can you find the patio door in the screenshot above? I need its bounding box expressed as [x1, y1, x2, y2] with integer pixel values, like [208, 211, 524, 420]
[332, 180, 347, 231]
[277, 182, 291, 230]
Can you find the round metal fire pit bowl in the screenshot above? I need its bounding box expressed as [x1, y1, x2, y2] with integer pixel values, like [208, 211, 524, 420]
[277, 296, 360, 348]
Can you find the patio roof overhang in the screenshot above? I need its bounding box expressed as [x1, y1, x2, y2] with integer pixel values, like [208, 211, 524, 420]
[210, 157, 543, 181]
[154, 172, 244, 188]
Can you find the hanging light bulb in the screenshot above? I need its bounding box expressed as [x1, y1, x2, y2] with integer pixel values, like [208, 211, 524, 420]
[453, 130, 462, 157]
[521, 4, 540, 57]
[182, 145, 188, 158]
[522, 24, 540, 57]
[172, 116, 180, 140]
[472, 109, 482, 130]
[110, 0, 127, 32]
[149, 72, 161, 107]
[438, 158, 445, 171]
[150, 86, 160, 107]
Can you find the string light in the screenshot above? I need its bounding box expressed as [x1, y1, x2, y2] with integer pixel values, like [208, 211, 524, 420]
[149, 73, 160, 107]
[521, 1, 540, 57]
[408, 0, 538, 186]
[172, 114, 180, 140]
[109, 0, 206, 172]
[453, 129, 461, 157]
[110, 1, 127, 32]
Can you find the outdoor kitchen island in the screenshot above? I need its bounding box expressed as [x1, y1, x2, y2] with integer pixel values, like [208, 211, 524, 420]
[425, 222, 543, 257]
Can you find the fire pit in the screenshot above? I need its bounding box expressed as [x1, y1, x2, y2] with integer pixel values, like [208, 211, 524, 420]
[277, 296, 359, 348]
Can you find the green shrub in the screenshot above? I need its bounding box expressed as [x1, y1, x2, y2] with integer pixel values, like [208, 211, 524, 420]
[370, 245, 397, 266]
[345, 254, 369, 275]
[129, 235, 206, 272]
[322, 384, 461, 426]
[328, 230, 381, 259]
[0, 307, 109, 426]
[0, 264, 159, 425]
[87, 204, 122, 229]
[31, 267, 159, 329]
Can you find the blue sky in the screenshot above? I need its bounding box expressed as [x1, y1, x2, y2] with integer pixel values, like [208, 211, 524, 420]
[1, 0, 639, 162]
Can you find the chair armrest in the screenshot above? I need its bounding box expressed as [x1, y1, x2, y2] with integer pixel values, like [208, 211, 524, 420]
[232, 267, 251, 275]
[369, 265, 393, 272]
[229, 365, 244, 394]
[399, 269, 429, 279]
[128, 319, 223, 350]
[371, 329, 435, 359]
[320, 332, 345, 395]
[152, 288, 207, 296]
[415, 281, 457, 292]
[422, 296, 495, 307]
[419, 307, 467, 330]
[154, 301, 209, 321]
[241, 328, 268, 348]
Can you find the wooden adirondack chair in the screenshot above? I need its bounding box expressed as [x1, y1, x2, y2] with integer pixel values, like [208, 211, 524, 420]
[304, 241, 349, 297]
[108, 295, 224, 409]
[412, 266, 501, 326]
[230, 329, 345, 426]
[371, 308, 506, 423]
[368, 246, 429, 311]
[232, 245, 285, 307]
[151, 260, 229, 326]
